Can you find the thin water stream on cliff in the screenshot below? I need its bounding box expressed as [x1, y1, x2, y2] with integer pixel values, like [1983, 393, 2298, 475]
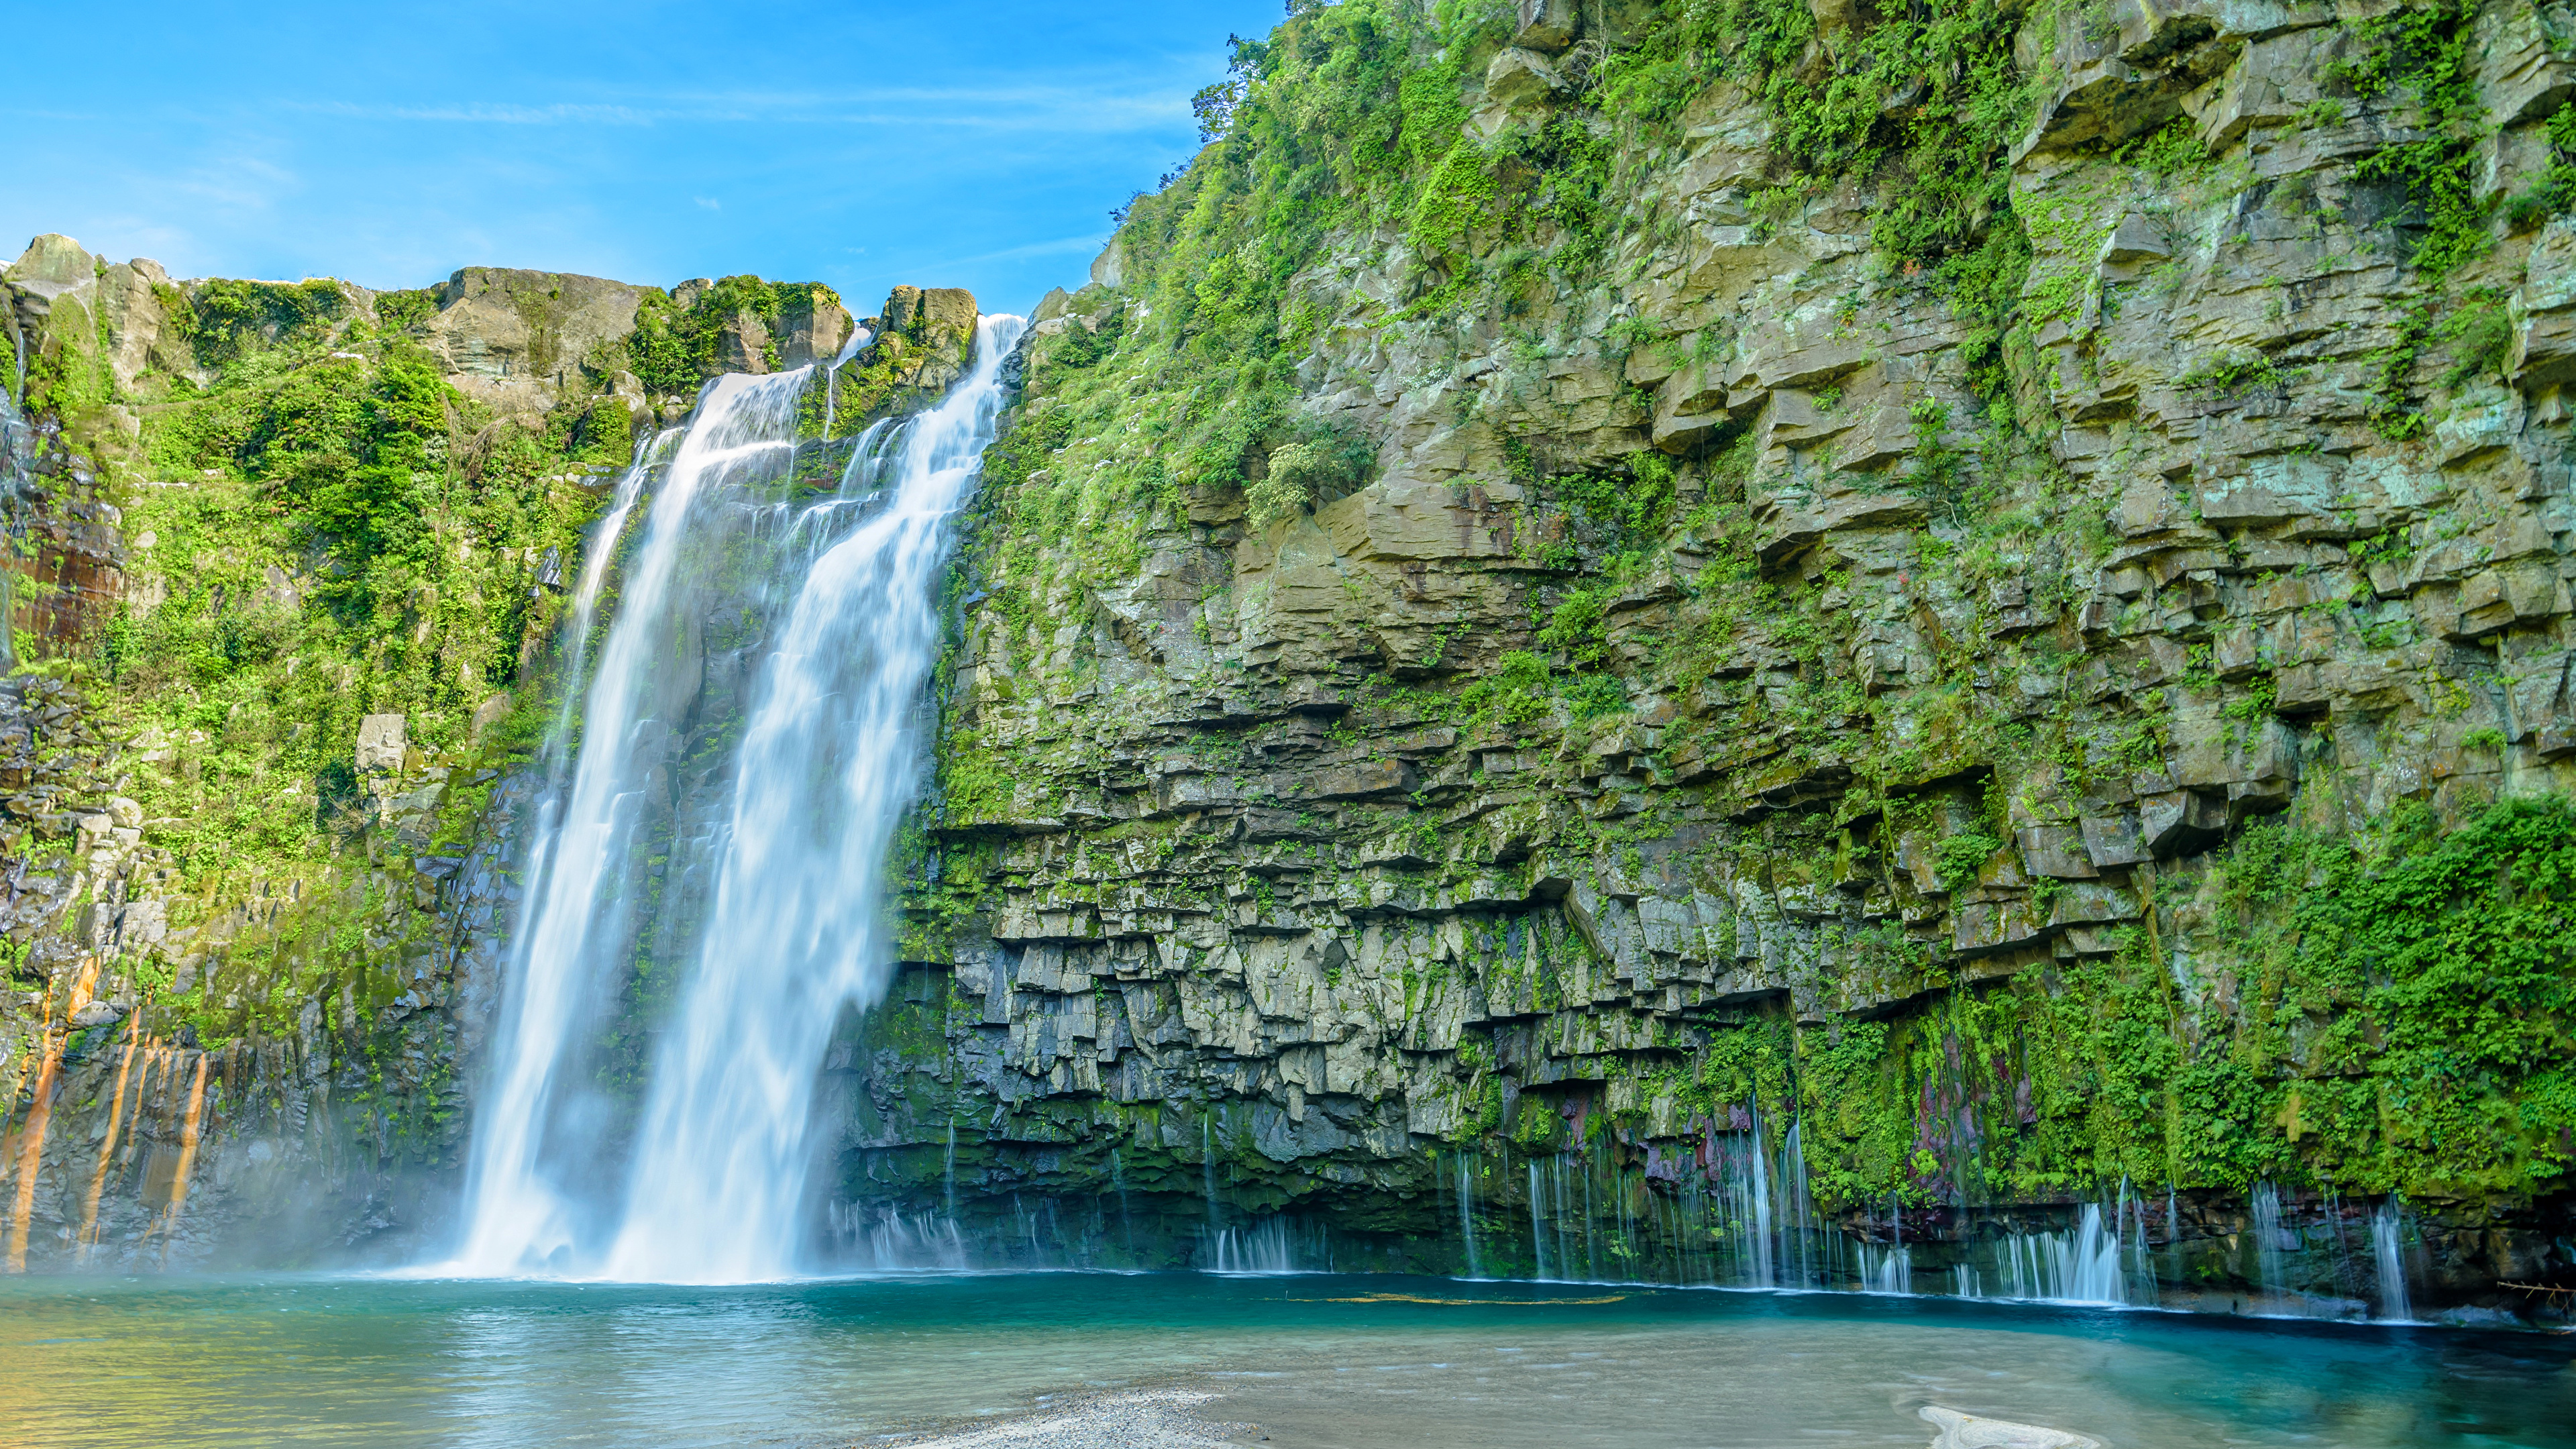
[2, 1271, 2569, 1448]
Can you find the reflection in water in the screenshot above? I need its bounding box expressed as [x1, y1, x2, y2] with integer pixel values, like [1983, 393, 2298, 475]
[0, 1273, 2569, 1449]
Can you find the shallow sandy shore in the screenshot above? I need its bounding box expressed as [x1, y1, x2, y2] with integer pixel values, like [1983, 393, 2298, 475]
[873, 1388, 1262, 1448]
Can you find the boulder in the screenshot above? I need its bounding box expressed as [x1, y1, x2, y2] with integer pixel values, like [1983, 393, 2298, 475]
[356, 714, 409, 774]
[69, 1000, 125, 1029]
[3, 233, 100, 311]
[720, 310, 773, 374]
[775, 294, 854, 368]
[470, 693, 515, 742]
[1089, 238, 1126, 289]
[1483, 47, 1564, 117]
[418, 268, 645, 417]
[1513, 0, 1578, 50]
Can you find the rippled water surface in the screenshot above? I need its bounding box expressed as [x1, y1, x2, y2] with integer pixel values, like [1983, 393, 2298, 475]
[3, 1273, 2569, 1447]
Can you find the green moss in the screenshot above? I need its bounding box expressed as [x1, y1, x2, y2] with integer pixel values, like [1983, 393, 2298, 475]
[181, 279, 347, 367]
[374, 288, 439, 333]
[1764, 794, 2576, 1210]
[2343, 0, 2489, 280]
[80, 315, 607, 893]
[2505, 103, 2576, 227]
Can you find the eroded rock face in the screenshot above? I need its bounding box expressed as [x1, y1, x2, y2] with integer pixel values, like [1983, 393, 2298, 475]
[839, 2, 2576, 1312]
[417, 267, 647, 418]
[820, 285, 982, 422]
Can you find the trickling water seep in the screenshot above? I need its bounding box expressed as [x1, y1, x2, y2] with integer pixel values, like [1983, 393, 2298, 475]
[1205, 1217, 1318, 1275]
[438, 317, 1025, 1282]
[2373, 1199, 2415, 1323]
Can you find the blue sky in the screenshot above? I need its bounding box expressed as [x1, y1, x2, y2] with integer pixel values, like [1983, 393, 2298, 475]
[1, 1, 1282, 316]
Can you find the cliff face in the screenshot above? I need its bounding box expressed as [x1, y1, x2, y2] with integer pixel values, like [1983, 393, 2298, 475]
[857, 0, 2576, 1317]
[1, 0, 2571, 1321]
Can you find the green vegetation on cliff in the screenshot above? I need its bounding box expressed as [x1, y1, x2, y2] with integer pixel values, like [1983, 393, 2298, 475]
[109, 309, 604, 883]
[1737, 794, 2576, 1208]
[0, 267, 655, 1070]
[926, 0, 2576, 1248]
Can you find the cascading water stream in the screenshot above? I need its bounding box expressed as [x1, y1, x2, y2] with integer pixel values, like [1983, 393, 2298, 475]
[0, 364, 36, 672]
[2251, 1181, 2288, 1309]
[604, 316, 1023, 1281]
[1456, 1149, 1483, 1279]
[822, 325, 873, 435]
[445, 392, 790, 1276]
[439, 315, 1024, 1281]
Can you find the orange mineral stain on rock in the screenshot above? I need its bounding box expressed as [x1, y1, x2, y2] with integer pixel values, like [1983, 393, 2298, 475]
[74, 1018, 148, 1263]
[3, 959, 98, 1273]
[154, 1053, 211, 1264]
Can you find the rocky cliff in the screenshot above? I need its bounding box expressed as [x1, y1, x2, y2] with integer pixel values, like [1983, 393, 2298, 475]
[1, 0, 2573, 1324]
[861, 0, 2576, 1321]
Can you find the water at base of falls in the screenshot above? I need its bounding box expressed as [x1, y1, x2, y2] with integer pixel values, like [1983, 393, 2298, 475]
[435, 316, 1026, 1283]
[13, 1273, 2563, 1449]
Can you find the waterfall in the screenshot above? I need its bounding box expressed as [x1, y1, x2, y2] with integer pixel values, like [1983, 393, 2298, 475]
[2372, 1200, 2414, 1323]
[1982, 1205, 2126, 1305]
[1747, 1108, 1776, 1288]
[1860, 1243, 1912, 1294]
[826, 1201, 969, 1271]
[2251, 1181, 2288, 1309]
[1456, 1148, 1483, 1279]
[445, 395, 776, 1277]
[1201, 1113, 1222, 1226]
[943, 1122, 957, 1220]
[1527, 1160, 1550, 1279]
[604, 315, 1024, 1281]
[0, 369, 34, 672]
[2063, 1202, 2127, 1303]
[2124, 1181, 2159, 1306]
[439, 315, 1025, 1281]
[1205, 1216, 1303, 1275]
[1780, 1119, 1815, 1287]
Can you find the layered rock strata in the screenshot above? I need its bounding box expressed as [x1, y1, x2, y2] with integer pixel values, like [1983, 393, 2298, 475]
[837, 0, 2576, 1320]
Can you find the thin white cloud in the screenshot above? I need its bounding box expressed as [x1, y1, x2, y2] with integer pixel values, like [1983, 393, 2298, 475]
[301, 101, 676, 125]
[694, 197, 721, 211]
[168, 154, 300, 213]
[284, 82, 1187, 134]
[924, 233, 1110, 270]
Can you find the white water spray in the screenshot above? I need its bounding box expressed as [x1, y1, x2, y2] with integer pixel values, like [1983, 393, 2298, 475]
[445, 388, 797, 1276]
[604, 317, 1023, 1281]
[440, 317, 1024, 1281]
